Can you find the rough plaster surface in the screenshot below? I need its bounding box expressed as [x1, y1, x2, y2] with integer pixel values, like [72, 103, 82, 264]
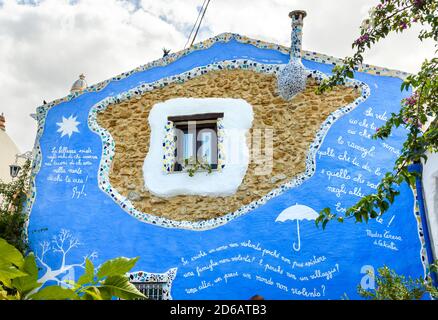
[143, 98, 253, 197]
[97, 69, 359, 221]
[422, 151, 438, 260]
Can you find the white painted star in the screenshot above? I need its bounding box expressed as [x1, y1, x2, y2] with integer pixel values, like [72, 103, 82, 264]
[56, 115, 80, 138]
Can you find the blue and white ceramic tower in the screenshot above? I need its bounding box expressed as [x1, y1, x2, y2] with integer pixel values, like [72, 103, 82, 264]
[277, 10, 308, 100]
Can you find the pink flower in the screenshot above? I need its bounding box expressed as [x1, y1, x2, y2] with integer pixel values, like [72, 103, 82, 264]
[414, 0, 424, 8]
[355, 33, 370, 45]
[404, 94, 418, 107]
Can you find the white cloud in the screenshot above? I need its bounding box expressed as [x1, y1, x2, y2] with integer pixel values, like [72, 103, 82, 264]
[0, 0, 435, 152]
[0, 0, 185, 152]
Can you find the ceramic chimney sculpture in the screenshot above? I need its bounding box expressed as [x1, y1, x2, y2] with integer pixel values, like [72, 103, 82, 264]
[277, 10, 308, 100]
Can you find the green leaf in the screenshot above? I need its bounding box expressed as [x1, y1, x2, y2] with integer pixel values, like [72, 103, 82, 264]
[30, 286, 78, 300]
[0, 288, 18, 300]
[0, 262, 28, 288]
[80, 286, 103, 300]
[381, 201, 389, 212]
[96, 257, 139, 279]
[20, 254, 38, 279]
[407, 174, 417, 187]
[12, 253, 41, 295]
[0, 238, 24, 268]
[100, 275, 146, 300]
[77, 259, 95, 286]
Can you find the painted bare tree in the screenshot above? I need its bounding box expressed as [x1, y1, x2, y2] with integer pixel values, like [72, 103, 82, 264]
[35, 229, 97, 286]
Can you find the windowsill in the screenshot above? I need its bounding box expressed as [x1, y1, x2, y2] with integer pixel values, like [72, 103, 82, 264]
[169, 168, 221, 175]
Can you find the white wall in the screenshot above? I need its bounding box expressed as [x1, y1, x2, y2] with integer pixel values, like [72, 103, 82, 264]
[422, 151, 438, 260]
[0, 129, 21, 183]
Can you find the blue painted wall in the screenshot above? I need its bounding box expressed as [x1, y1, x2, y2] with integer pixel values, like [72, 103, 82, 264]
[28, 39, 427, 300]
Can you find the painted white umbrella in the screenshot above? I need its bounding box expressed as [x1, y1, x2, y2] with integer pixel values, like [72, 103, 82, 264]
[275, 204, 319, 252]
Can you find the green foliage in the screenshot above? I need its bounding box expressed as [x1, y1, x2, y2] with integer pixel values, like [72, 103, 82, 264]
[0, 238, 41, 299]
[358, 262, 438, 300]
[316, 0, 438, 228]
[182, 156, 213, 177]
[0, 238, 146, 300]
[30, 286, 78, 300]
[0, 160, 31, 253]
[59, 257, 146, 300]
[96, 256, 139, 278]
[11, 253, 41, 295]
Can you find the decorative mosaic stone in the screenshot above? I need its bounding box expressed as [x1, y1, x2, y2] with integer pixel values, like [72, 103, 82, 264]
[289, 10, 307, 60]
[162, 121, 176, 173]
[217, 117, 226, 170]
[277, 59, 308, 100]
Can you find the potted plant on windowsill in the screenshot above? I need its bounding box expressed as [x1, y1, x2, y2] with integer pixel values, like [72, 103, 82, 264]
[181, 157, 213, 177]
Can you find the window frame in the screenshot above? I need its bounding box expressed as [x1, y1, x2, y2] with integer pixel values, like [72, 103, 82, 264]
[169, 113, 223, 173]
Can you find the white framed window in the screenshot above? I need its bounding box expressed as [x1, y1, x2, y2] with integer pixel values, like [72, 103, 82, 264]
[143, 98, 253, 197]
[169, 113, 223, 172]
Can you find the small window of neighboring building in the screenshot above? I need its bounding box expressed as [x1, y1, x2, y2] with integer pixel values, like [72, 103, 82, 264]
[168, 113, 223, 172]
[131, 282, 167, 300]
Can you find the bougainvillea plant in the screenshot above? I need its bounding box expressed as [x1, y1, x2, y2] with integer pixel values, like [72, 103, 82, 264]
[315, 0, 437, 228]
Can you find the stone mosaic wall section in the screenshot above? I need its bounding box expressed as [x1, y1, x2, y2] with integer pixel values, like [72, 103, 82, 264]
[97, 69, 360, 221]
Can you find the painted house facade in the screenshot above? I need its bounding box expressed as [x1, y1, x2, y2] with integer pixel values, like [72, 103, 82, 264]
[26, 11, 435, 300]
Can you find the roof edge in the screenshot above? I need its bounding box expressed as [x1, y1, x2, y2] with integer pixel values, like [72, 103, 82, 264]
[37, 32, 410, 111]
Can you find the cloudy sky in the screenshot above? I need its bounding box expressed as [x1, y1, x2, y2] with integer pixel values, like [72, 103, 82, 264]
[0, 0, 435, 152]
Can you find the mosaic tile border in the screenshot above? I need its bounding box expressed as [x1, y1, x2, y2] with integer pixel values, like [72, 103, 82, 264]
[87, 59, 368, 231]
[128, 267, 177, 300]
[217, 117, 225, 170]
[30, 32, 410, 117]
[163, 121, 176, 173]
[411, 185, 429, 279]
[23, 107, 49, 239]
